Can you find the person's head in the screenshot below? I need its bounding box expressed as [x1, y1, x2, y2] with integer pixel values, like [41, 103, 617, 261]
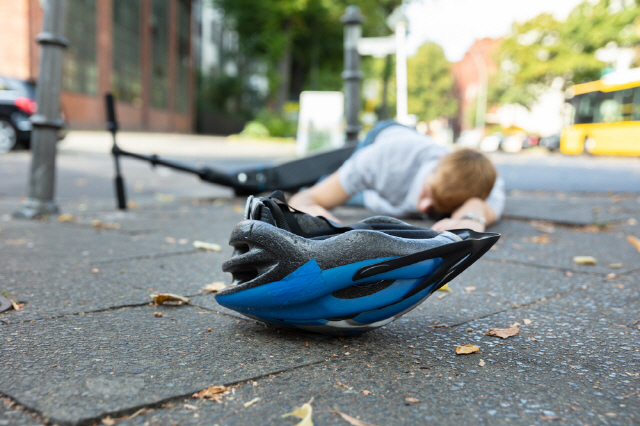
[417, 148, 497, 215]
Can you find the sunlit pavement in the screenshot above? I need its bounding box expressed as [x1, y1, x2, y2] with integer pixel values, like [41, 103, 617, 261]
[0, 138, 639, 425]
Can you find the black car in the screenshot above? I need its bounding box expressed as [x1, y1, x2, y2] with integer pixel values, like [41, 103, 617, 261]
[0, 76, 38, 153]
[539, 133, 561, 151]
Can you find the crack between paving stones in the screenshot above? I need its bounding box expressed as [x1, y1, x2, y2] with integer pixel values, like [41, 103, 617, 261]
[0, 297, 247, 327]
[90, 249, 204, 265]
[54, 222, 160, 236]
[481, 256, 632, 277]
[443, 278, 640, 330]
[0, 393, 50, 426]
[0, 300, 191, 326]
[500, 214, 632, 229]
[20, 359, 329, 426]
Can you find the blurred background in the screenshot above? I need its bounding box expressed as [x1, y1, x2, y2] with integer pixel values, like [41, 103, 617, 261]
[0, 0, 639, 156]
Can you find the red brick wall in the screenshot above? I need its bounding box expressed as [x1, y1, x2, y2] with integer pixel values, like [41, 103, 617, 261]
[0, 0, 41, 81]
[452, 38, 501, 134]
[1, 0, 194, 132]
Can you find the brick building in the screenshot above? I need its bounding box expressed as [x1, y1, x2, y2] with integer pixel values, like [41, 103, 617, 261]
[0, 0, 194, 132]
[452, 38, 501, 137]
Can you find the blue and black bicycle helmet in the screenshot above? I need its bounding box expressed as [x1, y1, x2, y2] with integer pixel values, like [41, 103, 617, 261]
[216, 191, 500, 335]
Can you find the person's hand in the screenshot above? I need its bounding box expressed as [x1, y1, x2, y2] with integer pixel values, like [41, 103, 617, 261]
[295, 204, 342, 223]
[431, 218, 486, 232]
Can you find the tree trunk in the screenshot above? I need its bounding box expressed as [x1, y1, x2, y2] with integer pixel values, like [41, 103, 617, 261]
[379, 54, 392, 120]
[274, 22, 293, 114]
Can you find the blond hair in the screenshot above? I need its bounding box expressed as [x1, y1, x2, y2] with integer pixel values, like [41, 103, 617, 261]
[430, 148, 497, 213]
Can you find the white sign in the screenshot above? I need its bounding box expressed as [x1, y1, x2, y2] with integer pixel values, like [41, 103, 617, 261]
[357, 36, 396, 57]
[296, 91, 345, 156]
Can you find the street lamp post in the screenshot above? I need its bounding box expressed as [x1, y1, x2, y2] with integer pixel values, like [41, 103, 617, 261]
[394, 19, 408, 125]
[471, 51, 487, 132]
[341, 6, 364, 145]
[15, 0, 68, 219]
[386, 7, 409, 125]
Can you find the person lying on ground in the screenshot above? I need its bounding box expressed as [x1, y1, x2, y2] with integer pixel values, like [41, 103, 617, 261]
[289, 121, 505, 233]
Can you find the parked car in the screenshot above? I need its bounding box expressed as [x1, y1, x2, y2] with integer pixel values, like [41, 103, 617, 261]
[479, 132, 504, 152]
[523, 135, 540, 149]
[456, 129, 483, 149]
[539, 133, 561, 151]
[0, 76, 37, 153]
[0, 76, 65, 154]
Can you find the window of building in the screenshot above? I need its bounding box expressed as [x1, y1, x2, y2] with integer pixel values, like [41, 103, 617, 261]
[112, 0, 142, 105]
[63, 0, 97, 94]
[151, 0, 169, 109]
[176, 0, 190, 113]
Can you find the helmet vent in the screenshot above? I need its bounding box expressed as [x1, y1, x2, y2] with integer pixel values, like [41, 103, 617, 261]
[233, 243, 251, 256]
[332, 280, 395, 299]
[326, 314, 359, 321]
[231, 267, 259, 284]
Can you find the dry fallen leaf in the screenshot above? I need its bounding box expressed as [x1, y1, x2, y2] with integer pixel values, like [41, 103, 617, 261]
[456, 344, 480, 355]
[479, 359, 486, 367]
[202, 282, 226, 293]
[405, 397, 420, 403]
[10, 299, 24, 311]
[335, 379, 352, 390]
[193, 385, 228, 402]
[193, 240, 222, 251]
[523, 319, 532, 325]
[437, 283, 451, 292]
[527, 235, 550, 244]
[5, 239, 29, 245]
[243, 397, 260, 408]
[155, 193, 176, 202]
[627, 235, 640, 253]
[91, 220, 121, 230]
[101, 416, 115, 426]
[150, 293, 191, 304]
[586, 224, 607, 233]
[486, 327, 519, 339]
[328, 410, 378, 426]
[572, 256, 597, 265]
[58, 213, 76, 223]
[530, 221, 555, 234]
[282, 401, 314, 426]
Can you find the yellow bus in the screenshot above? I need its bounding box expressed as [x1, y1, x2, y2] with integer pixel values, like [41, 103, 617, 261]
[561, 68, 640, 156]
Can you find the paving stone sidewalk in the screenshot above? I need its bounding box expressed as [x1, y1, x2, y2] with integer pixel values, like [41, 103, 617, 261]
[1, 148, 639, 426]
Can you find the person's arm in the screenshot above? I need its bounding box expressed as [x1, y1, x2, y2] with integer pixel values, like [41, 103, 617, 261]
[431, 197, 497, 232]
[288, 172, 350, 222]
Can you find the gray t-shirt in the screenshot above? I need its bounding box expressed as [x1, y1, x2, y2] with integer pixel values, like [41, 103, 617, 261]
[337, 125, 505, 218]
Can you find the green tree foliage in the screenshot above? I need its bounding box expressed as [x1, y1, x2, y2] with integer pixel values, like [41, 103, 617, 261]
[215, 0, 402, 112]
[492, 0, 640, 107]
[407, 42, 457, 121]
